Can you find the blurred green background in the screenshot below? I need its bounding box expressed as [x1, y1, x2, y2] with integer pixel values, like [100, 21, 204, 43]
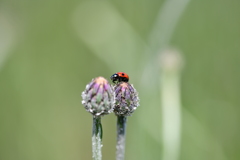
[1, 0, 240, 160]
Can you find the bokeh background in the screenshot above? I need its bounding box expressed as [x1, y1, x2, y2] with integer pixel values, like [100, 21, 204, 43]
[1, 0, 240, 160]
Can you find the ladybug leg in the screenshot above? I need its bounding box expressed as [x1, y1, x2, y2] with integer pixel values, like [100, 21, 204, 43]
[112, 79, 117, 84]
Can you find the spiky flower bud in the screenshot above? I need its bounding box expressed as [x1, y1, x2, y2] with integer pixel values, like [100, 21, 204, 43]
[113, 82, 139, 116]
[82, 77, 115, 117]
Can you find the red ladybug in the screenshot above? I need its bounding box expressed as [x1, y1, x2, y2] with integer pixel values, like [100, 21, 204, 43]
[110, 72, 129, 83]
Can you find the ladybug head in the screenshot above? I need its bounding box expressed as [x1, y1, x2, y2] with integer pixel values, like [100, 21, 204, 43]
[110, 73, 118, 83]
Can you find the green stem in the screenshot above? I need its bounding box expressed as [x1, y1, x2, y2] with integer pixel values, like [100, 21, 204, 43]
[92, 116, 103, 160]
[116, 116, 127, 160]
[159, 50, 182, 160]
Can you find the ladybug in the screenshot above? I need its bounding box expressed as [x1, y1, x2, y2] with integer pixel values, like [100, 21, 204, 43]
[110, 72, 129, 83]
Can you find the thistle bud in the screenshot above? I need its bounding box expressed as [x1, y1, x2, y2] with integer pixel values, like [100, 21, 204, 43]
[113, 82, 139, 116]
[82, 77, 115, 117]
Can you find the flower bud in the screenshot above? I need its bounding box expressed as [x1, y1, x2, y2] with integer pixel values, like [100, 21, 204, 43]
[113, 82, 139, 116]
[82, 77, 115, 117]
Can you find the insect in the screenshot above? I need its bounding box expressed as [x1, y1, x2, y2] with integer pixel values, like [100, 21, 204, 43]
[110, 72, 129, 83]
